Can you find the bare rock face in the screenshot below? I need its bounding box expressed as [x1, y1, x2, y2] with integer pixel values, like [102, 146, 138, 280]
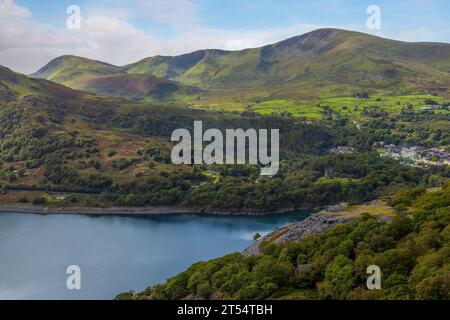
[243, 213, 355, 257]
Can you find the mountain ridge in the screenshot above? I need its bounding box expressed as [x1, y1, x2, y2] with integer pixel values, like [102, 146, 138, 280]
[30, 28, 450, 98]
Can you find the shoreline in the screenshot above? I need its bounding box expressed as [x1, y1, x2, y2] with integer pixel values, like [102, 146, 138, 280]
[0, 204, 304, 216]
[0, 205, 197, 215]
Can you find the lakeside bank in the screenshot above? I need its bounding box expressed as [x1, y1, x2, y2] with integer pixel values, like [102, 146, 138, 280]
[0, 204, 301, 216]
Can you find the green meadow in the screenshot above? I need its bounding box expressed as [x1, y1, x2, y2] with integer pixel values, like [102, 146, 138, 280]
[185, 94, 449, 119]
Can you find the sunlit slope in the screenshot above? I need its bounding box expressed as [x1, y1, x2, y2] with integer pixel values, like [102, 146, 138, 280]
[31, 55, 120, 84]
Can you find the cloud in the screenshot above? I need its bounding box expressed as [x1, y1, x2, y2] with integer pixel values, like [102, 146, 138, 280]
[0, 0, 162, 73]
[0, 0, 30, 18]
[172, 23, 325, 51]
[87, 0, 201, 26]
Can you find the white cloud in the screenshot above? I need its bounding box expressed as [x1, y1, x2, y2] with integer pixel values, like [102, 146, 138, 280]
[0, 1, 163, 73]
[0, 0, 30, 18]
[87, 0, 201, 26]
[171, 23, 325, 51]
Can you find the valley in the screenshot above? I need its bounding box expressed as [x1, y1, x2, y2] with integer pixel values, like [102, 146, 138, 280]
[0, 30, 449, 214]
[0, 27, 448, 301]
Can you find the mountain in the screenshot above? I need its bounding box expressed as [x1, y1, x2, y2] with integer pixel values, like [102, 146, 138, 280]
[123, 28, 450, 91]
[31, 28, 450, 99]
[31, 55, 202, 100]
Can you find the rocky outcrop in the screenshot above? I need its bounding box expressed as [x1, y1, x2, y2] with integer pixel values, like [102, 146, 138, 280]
[243, 213, 355, 256]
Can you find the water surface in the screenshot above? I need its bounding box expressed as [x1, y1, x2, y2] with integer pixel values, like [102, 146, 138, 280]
[0, 212, 309, 299]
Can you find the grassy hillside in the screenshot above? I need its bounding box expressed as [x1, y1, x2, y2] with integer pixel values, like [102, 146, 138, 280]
[122, 50, 230, 79]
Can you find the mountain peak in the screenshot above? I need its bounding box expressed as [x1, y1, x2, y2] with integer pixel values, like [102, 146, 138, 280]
[275, 28, 367, 48]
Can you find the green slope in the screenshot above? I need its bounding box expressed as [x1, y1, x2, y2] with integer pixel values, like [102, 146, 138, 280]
[31, 55, 120, 84]
[122, 49, 229, 79]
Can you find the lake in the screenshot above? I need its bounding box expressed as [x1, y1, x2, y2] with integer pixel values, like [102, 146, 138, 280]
[0, 211, 309, 300]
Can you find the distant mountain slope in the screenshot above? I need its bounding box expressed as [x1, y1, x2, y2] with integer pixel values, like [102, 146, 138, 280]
[31, 55, 201, 100]
[122, 49, 230, 79]
[124, 28, 450, 90]
[31, 55, 120, 84]
[32, 29, 450, 97]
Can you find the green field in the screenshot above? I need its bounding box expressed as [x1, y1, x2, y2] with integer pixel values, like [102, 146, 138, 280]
[183, 94, 449, 120]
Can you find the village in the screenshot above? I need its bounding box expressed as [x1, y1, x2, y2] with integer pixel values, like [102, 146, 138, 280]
[378, 144, 450, 167]
[329, 144, 450, 167]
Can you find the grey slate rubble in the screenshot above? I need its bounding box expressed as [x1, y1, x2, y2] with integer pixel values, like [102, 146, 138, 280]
[243, 211, 355, 257]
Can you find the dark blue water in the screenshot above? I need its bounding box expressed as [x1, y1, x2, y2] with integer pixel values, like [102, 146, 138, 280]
[0, 212, 309, 300]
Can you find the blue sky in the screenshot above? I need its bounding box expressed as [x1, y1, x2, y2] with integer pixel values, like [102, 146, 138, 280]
[15, 0, 450, 39]
[2, 0, 450, 73]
